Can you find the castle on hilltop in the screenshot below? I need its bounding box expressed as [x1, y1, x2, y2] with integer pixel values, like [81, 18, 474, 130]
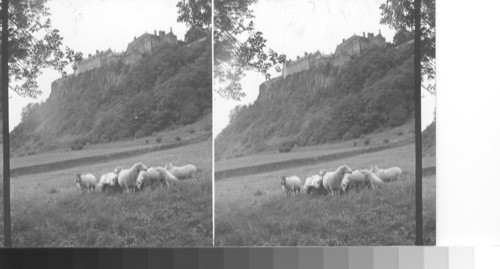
[75, 28, 178, 75]
[281, 30, 387, 78]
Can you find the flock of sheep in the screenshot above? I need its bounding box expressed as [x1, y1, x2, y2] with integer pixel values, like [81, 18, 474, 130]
[280, 165, 403, 196]
[74, 162, 198, 193]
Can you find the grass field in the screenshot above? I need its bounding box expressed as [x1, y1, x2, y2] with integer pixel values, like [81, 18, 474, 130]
[216, 122, 415, 171]
[4, 115, 212, 171]
[0, 139, 212, 247]
[215, 144, 436, 246]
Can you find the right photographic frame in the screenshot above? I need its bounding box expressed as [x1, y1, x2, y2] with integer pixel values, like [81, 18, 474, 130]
[213, 0, 435, 246]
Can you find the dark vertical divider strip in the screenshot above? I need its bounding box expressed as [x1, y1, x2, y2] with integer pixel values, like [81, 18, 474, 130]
[414, 0, 423, 246]
[1, 0, 12, 248]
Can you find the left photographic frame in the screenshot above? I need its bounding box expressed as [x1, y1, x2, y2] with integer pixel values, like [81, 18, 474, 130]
[1, 0, 212, 247]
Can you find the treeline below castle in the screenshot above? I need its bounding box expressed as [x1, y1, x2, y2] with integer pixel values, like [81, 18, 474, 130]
[11, 36, 212, 155]
[215, 44, 414, 160]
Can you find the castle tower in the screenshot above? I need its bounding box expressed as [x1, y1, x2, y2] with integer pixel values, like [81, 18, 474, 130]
[163, 27, 177, 46]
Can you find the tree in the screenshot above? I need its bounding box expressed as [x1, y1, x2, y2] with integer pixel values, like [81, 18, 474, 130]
[380, 0, 435, 94]
[177, 0, 286, 100]
[2, 0, 82, 98]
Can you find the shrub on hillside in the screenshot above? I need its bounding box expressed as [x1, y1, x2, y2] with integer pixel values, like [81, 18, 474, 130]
[278, 143, 292, 153]
[384, 138, 390, 144]
[363, 137, 371, 146]
[348, 124, 363, 138]
[180, 103, 200, 125]
[70, 136, 89, 151]
[175, 136, 182, 142]
[388, 105, 408, 127]
[155, 136, 163, 143]
[343, 132, 354, 141]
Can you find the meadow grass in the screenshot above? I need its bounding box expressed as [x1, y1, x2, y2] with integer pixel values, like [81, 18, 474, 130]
[3, 140, 212, 247]
[215, 144, 435, 246]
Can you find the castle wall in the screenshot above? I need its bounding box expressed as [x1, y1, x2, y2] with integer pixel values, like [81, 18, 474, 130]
[334, 36, 369, 59]
[75, 57, 102, 75]
[164, 35, 177, 46]
[280, 31, 387, 76]
[126, 34, 162, 54]
[123, 51, 143, 65]
[283, 58, 310, 78]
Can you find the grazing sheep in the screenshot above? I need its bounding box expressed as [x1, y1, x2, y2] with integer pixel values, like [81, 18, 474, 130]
[320, 165, 353, 196]
[98, 166, 122, 192]
[75, 173, 97, 193]
[166, 163, 197, 179]
[136, 167, 179, 190]
[280, 176, 301, 196]
[371, 166, 403, 182]
[303, 174, 325, 194]
[113, 166, 122, 174]
[341, 169, 384, 193]
[117, 162, 148, 193]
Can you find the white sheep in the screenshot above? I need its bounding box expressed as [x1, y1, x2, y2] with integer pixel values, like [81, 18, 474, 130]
[98, 166, 122, 192]
[280, 176, 301, 196]
[113, 166, 122, 174]
[341, 169, 384, 193]
[303, 174, 324, 194]
[75, 173, 97, 193]
[320, 165, 353, 196]
[371, 166, 403, 182]
[117, 162, 148, 193]
[165, 163, 197, 179]
[136, 167, 179, 190]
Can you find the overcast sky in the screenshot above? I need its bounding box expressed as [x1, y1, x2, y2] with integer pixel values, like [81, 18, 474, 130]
[8, 0, 187, 131]
[213, 0, 436, 136]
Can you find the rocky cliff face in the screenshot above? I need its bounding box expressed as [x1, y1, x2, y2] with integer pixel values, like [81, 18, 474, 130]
[215, 44, 414, 160]
[11, 37, 212, 155]
[258, 70, 334, 102]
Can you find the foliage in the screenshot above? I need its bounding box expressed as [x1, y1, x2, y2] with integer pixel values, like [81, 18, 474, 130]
[363, 137, 371, 146]
[10, 36, 212, 154]
[176, 0, 212, 43]
[70, 136, 88, 151]
[388, 104, 408, 127]
[212, 0, 286, 100]
[278, 142, 292, 153]
[422, 120, 435, 156]
[3, 0, 82, 97]
[216, 45, 414, 159]
[380, 0, 435, 93]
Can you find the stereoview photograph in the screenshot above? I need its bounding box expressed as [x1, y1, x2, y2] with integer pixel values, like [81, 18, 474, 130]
[214, 0, 435, 246]
[1, 0, 212, 247]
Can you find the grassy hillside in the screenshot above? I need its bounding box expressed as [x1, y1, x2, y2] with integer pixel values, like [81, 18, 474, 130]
[10, 36, 212, 156]
[215, 43, 414, 160]
[1, 140, 212, 247]
[215, 144, 435, 246]
[422, 120, 436, 156]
